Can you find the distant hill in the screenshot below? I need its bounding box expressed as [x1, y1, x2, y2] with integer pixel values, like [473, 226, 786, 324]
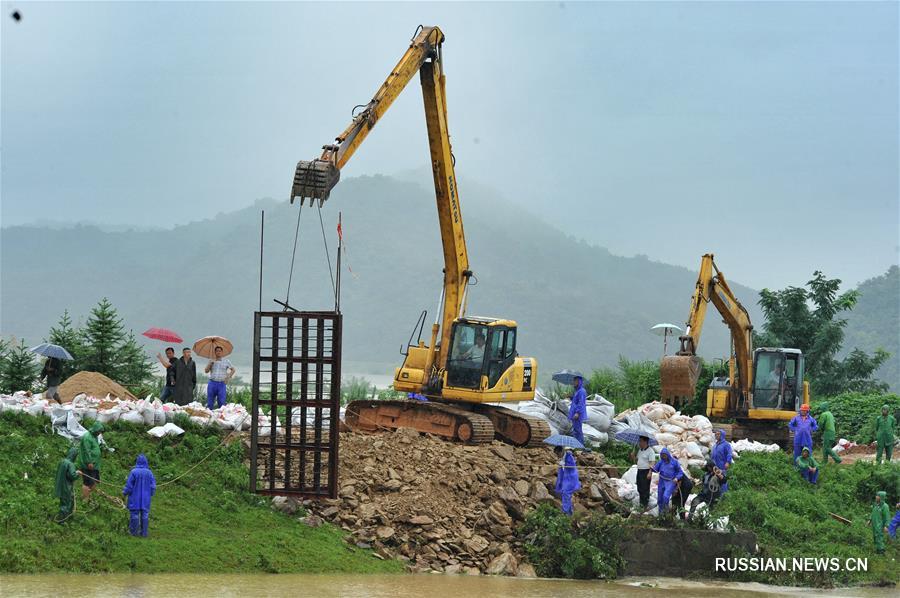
[4, 174, 764, 382]
[843, 266, 900, 392]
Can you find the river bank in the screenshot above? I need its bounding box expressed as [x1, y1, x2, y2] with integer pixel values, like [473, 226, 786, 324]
[0, 412, 400, 575]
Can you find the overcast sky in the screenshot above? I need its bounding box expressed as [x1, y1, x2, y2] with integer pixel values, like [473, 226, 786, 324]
[2, 1, 897, 290]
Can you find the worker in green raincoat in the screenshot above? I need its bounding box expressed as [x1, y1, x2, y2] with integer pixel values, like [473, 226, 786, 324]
[77, 422, 104, 500]
[53, 447, 81, 522]
[875, 405, 895, 465]
[818, 402, 841, 464]
[868, 491, 891, 554]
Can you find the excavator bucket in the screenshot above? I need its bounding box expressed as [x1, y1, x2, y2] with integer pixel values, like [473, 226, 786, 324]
[660, 355, 702, 401]
[291, 159, 340, 204]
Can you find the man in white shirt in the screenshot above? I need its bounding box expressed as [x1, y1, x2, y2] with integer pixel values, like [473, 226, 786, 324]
[461, 333, 486, 363]
[204, 346, 235, 409]
[632, 436, 655, 509]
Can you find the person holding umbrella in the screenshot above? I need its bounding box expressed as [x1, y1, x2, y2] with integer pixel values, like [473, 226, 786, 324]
[555, 447, 581, 516]
[30, 343, 73, 404]
[143, 328, 184, 403]
[553, 370, 589, 444]
[204, 345, 235, 409]
[156, 347, 177, 402]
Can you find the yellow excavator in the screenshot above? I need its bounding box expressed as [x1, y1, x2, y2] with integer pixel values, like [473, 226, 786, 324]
[290, 26, 549, 446]
[660, 254, 809, 444]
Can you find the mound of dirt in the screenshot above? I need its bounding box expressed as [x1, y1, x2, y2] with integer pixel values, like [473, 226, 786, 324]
[267, 428, 619, 576]
[58, 371, 137, 403]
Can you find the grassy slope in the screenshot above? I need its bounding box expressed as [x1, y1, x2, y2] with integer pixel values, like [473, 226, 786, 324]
[0, 412, 402, 574]
[717, 451, 899, 587]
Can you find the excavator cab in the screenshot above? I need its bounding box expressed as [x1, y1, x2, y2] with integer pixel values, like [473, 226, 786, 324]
[445, 318, 521, 392]
[751, 348, 805, 411]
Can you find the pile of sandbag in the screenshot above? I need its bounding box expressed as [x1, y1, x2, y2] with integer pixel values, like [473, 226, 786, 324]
[509, 389, 615, 444]
[0, 391, 253, 438]
[611, 401, 717, 471]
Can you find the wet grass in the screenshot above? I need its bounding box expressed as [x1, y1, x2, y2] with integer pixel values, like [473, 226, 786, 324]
[0, 411, 402, 574]
[716, 451, 899, 587]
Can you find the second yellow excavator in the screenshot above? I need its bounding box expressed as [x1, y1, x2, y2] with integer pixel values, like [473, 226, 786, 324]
[660, 254, 809, 444]
[290, 26, 549, 446]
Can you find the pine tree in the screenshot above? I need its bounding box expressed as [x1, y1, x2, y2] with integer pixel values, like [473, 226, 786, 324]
[0, 339, 40, 394]
[118, 330, 154, 387]
[80, 298, 125, 379]
[47, 309, 85, 380]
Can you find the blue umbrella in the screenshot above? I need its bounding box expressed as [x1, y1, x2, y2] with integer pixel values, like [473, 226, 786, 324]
[29, 343, 74, 360]
[614, 429, 658, 446]
[552, 369, 586, 386]
[542, 434, 586, 450]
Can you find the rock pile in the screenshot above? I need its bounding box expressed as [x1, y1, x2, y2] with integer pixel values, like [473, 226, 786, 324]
[271, 428, 615, 575]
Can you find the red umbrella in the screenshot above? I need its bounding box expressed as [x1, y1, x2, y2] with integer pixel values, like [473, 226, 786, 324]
[142, 327, 184, 344]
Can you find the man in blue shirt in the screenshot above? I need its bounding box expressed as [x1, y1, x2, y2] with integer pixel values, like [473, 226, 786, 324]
[205, 345, 235, 409]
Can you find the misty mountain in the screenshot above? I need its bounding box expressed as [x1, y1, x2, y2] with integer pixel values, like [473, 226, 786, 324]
[4, 174, 771, 382]
[843, 266, 900, 392]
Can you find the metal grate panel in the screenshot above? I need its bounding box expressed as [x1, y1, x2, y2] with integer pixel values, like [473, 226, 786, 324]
[249, 310, 341, 498]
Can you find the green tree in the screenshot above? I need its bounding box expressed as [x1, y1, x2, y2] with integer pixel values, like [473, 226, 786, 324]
[117, 330, 154, 387]
[47, 310, 85, 380]
[755, 271, 890, 396]
[80, 298, 125, 379]
[0, 339, 40, 394]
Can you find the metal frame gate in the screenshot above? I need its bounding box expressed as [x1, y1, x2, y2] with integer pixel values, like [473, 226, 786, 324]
[249, 310, 341, 498]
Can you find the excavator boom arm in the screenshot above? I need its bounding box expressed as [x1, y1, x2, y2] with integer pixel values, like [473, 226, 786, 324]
[662, 254, 753, 399]
[290, 25, 470, 372]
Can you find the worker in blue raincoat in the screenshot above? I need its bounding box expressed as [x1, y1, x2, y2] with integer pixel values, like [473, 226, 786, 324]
[555, 448, 581, 516]
[788, 404, 817, 460]
[711, 429, 733, 493]
[650, 447, 683, 515]
[888, 502, 900, 540]
[122, 454, 156, 537]
[567, 376, 587, 444]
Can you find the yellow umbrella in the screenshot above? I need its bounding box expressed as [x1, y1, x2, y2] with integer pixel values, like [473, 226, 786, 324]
[192, 336, 234, 359]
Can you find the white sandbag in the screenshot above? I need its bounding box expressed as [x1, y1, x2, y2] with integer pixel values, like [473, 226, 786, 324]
[683, 441, 704, 458]
[659, 423, 684, 435]
[586, 408, 611, 432]
[50, 406, 71, 426]
[147, 422, 185, 438]
[256, 415, 283, 438]
[190, 415, 212, 426]
[581, 424, 607, 444]
[587, 394, 615, 418]
[691, 415, 713, 430]
[121, 410, 145, 425]
[141, 407, 156, 426]
[668, 416, 694, 429]
[622, 465, 638, 485]
[26, 402, 46, 417]
[608, 419, 627, 433]
[65, 412, 88, 439]
[688, 458, 707, 469]
[655, 432, 679, 445]
[97, 407, 122, 424]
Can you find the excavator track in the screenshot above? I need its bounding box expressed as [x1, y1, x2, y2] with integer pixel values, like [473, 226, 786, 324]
[345, 399, 495, 444]
[472, 404, 552, 447]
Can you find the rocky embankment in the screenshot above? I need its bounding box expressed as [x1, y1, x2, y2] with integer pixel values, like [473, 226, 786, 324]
[267, 428, 618, 576]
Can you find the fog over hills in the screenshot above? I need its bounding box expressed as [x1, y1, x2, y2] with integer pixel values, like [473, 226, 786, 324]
[2, 175, 766, 382]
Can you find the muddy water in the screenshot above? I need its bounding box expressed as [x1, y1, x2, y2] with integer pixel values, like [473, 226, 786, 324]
[1, 574, 895, 598]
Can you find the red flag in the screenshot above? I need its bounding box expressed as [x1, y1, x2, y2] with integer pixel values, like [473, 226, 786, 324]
[337, 213, 343, 241]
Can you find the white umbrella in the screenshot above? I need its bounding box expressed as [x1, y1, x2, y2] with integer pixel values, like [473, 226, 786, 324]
[650, 323, 683, 357]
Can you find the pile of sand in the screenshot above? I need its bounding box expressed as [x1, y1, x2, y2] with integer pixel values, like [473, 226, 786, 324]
[58, 371, 137, 403]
